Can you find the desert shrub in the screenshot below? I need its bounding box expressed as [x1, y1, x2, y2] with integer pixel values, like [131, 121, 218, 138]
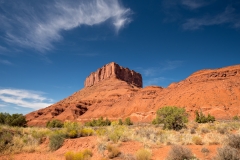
[226, 134, 240, 149]
[201, 147, 209, 153]
[0, 131, 13, 151]
[68, 130, 78, 138]
[166, 145, 195, 160]
[213, 134, 240, 160]
[232, 115, 240, 121]
[124, 117, 133, 125]
[201, 128, 209, 134]
[108, 126, 126, 143]
[97, 142, 107, 156]
[65, 149, 93, 160]
[96, 128, 107, 136]
[118, 119, 123, 125]
[152, 106, 188, 130]
[107, 144, 121, 159]
[192, 136, 203, 145]
[64, 121, 82, 131]
[85, 117, 111, 127]
[0, 112, 27, 127]
[81, 128, 94, 137]
[195, 111, 215, 123]
[46, 119, 63, 128]
[49, 131, 66, 151]
[31, 129, 49, 144]
[135, 148, 151, 160]
[214, 146, 240, 160]
[190, 128, 196, 134]
[217, 127, 228, 134]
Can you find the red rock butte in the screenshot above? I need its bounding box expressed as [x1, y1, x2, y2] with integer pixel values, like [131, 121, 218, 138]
[84, 62, 142, 88]
[26, 63, 240, 126]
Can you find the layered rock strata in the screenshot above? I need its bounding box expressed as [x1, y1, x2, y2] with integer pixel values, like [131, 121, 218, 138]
[84, 62, 142, 88]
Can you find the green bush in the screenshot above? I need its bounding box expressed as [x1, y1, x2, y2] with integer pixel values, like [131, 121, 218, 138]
[233, 115, 240, 121]
[124, 117, 133, 125]
[118, 119, 123, 125]
[135, 148, 151, 160]
[84, 117, 111, 127]
[152, 106, 188, 130]
[0, 112, 27, 127]
[195, 111, 215, 123]
[49, 131, 66, 151]
[46, 119, 63, 128]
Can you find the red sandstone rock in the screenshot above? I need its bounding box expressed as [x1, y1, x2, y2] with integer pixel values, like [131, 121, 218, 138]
[26, 63, 240, 126]
[84, 62, 142, 88]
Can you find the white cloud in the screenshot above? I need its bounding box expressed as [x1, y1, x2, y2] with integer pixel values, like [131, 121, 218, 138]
[0, 0, 131, 52]
[0, 59, 12, 65]
[182, 6, 237, 30]
[0, 88, 53, 110]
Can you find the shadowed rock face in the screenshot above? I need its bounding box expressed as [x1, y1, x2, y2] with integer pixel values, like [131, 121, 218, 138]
[26, 63, 240, 127]
[84, 62, 142, 88]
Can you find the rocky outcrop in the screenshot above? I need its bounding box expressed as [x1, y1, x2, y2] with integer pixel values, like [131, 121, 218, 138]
[84, 62, 142, 88]
[26, 64, 240, 126]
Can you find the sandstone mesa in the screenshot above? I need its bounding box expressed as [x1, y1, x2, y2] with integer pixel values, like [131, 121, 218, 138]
[26, 62, 240, 126]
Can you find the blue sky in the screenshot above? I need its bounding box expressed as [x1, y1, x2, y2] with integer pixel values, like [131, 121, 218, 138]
[0, 0, 240, 114]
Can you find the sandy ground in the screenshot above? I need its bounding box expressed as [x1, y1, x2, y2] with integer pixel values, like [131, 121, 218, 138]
[0, 136, 219, 160]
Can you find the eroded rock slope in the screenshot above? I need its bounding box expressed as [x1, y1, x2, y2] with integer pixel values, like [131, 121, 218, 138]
[26, 63, 240, 126]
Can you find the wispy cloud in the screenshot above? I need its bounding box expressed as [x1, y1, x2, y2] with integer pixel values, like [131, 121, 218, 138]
[0, 45, 8, 52]
[0, 59, 12, 65]
[141, 60, 183, 77]
[162, 1, 240, 30]
[0, 104, 7, 107]
[142, 68, 158, 77]
[144, 77, 167, 86]
[0, 0, 131, 52]
[183, 6, 239, 30]
[181, 0, 213, 9]
[0, 88, 53, 110]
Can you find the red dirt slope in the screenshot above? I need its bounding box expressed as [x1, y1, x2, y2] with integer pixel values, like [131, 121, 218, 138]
[26, 63, 240, 126]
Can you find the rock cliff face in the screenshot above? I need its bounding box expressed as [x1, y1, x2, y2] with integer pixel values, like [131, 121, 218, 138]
[26, 63, 240, 126]
[84, 62, 142, 88]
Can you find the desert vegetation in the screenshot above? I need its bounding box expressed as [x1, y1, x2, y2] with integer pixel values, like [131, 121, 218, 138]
[1, 108, 240, 159]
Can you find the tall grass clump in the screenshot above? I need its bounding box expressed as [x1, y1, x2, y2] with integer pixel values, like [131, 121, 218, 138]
[107, 144, 121, 159]
[65, 149, 93, 160]
[135, 148, 151, 160]
[49, 131, 66, 151]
